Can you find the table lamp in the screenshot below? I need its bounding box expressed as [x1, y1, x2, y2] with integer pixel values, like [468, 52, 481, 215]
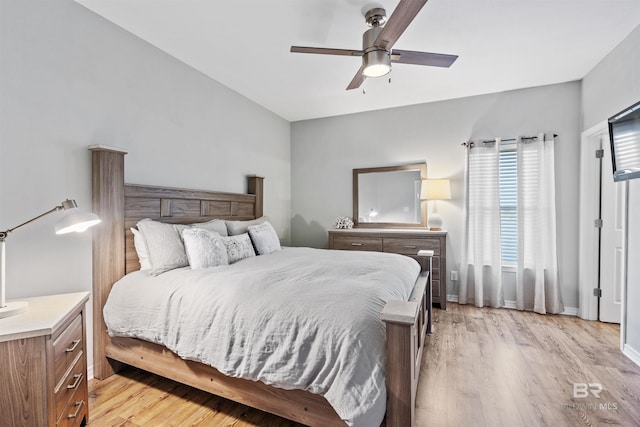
[0, 199, 100, 318]
[421, 179, 451, 231]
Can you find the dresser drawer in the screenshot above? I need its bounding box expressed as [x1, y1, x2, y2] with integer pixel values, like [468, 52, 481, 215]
[53, 314, 83, 385]
[57, 385, 86, 427]
[55, 356, 86, 424]
[383, 238, 440, 255]
[432, 280, 441, 298]
[332, 236, 383, 251]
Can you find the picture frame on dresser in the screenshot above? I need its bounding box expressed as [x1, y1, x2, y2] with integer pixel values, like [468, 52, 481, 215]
[353, 163, 428, 228]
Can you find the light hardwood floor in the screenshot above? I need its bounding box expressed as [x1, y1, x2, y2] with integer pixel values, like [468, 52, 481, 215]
[88, 304, 640, 426]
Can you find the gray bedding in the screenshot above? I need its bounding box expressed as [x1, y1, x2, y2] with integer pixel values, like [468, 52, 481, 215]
[103, 247, 420, 426]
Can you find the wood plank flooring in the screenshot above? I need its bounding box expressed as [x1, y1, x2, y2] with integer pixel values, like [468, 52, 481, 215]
[88, 304, 640, 426]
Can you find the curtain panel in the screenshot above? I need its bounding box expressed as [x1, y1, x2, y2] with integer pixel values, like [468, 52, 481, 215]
[459, 140, 504, 308]
[516, 134, 564, 314]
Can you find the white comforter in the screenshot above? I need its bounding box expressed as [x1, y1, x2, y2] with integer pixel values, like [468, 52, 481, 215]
[104, 247, 420, 426]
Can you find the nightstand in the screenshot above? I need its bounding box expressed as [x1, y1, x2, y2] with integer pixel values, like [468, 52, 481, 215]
[0, 292, 90, 427]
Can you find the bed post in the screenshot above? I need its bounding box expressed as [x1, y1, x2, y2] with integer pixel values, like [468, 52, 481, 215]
[381, 268, 431, 427]
[247, 175, 264, 218]
[89, 145, 127, 379]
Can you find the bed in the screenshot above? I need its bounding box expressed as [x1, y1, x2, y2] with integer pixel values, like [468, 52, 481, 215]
[90, 146, 431, 427]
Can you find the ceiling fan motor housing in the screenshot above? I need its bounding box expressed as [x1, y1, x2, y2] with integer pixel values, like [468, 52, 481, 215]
[362, 26, 391, 77]
[365, 7, 387, 27]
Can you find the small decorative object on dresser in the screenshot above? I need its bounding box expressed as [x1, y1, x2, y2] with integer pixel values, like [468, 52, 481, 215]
[329, 228, 448, 308]
[334, 216, 354, 229]
[0, 292, 90, 426]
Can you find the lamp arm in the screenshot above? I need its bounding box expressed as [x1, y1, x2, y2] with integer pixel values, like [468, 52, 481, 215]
[0, 205, 65, 241]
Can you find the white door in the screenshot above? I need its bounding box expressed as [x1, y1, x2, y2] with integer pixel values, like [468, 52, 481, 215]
[599, 133, 625, 323]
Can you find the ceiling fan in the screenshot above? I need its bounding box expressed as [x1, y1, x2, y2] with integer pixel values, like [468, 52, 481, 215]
[290, 0, 458, 90]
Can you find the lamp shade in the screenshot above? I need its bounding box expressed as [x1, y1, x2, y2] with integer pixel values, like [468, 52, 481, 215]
[421, 179, 452, 200]
[55, 209, 101, 234]
[363, 50, 391, 77]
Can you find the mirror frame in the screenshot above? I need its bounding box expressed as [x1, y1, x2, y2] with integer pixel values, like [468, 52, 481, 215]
[353, 162, 428, 228]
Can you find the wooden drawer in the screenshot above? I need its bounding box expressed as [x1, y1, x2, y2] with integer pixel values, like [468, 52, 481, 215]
[432, 280, 441, 298]
[55, 355, 85, 424]
[383, 238, 440, 255]
[332, 236, 383, 252]
[53, 314, 83, 385]
[57, 386, 86, 427]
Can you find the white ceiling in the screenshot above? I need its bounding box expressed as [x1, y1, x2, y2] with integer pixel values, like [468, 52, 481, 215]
[75, 0, 640, 122]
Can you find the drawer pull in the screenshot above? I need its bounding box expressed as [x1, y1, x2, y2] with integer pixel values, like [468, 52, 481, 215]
[68, 400, 84, 419]
[67, 373, 83, 390]
[404, 245, 417, 249]
[66, 339, 81, 353]
[351, 243, 363, 246]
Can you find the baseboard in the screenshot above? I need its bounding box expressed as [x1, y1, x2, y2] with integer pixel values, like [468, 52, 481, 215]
[623, 343, 640, 367]
[447, 294, 578, 316]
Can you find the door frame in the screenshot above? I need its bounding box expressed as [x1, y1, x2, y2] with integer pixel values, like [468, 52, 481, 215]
[578, 121, 607, 320]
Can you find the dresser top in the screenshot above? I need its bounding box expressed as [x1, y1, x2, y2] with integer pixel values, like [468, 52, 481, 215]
[0, 292, 89, 342]
[329, 228, 447, 236]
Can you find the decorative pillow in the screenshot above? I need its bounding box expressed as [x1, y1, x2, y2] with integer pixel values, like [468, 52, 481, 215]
[130, 228, 151, 270]
[136, 219, 189, 276]
[181, 228, 229, 269]
[225, 216, 269, 236]
[248, 221, 281, 255]
[191, 219, 228, 237]
[222, 233, 256, 264]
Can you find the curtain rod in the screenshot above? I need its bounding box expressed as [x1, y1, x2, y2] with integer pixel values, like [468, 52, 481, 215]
[461, 134, 558, 147]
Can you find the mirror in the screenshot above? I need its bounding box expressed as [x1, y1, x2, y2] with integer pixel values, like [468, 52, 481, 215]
[353, 163, 427, 228]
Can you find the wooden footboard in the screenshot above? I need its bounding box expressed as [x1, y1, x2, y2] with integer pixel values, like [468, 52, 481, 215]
[104, 336, 344, 426]
[381, 270, 430, 427]
[90, 146, 429, 427]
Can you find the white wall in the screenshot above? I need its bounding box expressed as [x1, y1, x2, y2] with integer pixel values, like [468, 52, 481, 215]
[582, 24, 640, 361]
[291, 82, 581, 307]
[0, 0, 290, 370]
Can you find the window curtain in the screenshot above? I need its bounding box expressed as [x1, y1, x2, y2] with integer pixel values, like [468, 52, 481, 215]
[459, 140, 504, 307]
[516, 134, 564, 314]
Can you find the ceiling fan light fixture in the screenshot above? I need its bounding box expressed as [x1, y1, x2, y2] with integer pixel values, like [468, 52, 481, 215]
[363, 49, 391, 77]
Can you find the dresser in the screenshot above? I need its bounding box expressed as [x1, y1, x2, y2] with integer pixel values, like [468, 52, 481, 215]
[0, 292, 90, 427]
[328, 229, 447, 308]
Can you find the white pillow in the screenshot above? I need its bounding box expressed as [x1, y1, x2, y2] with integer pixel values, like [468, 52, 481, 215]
[181, 228, 229, 269]
[130, 228, 151, 270]
[248, 221, 281, 255]
[191, 219, 228, 237]
[225, 216, 269, 236]
[136, 219, 189, 276]
[222, 233, 256, 264]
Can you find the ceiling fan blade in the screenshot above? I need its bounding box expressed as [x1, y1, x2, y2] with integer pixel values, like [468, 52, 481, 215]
[374, 0, 428, 50]
[290, 46, 363, 57]
[391, 49, 458, 67]
[346, 65, 366, 90]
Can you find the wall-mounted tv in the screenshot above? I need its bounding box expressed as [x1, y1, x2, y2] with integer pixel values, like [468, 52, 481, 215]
[609, 100, 640, 182]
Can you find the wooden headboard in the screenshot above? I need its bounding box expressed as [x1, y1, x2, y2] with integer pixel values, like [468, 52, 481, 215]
[123, 183, 262, 274]
[89, 145, 264, 378]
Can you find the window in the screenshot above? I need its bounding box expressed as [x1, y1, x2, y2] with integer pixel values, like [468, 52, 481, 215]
[499, 146, 517, 264]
